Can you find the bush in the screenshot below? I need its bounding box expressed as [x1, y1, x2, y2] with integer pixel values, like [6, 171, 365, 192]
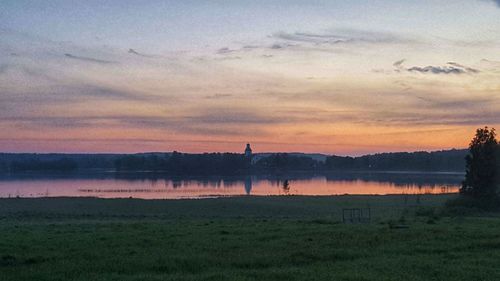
[445, 196, 500, 215]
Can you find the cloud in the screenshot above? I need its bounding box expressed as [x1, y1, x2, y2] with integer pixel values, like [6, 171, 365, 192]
[273, 31, 347, 44]
[393, 59, 405, 68]
[407, 66, 466, 74]
[405, 62, 479, 75]
[3, 26, 499, 152]
[184, 109, 284, 125]
[128, 48, 141, 55]
[268, 42, 299, 50]
[488, 0, 500, 7]
[231, 29, 420, 55]
[407, 65, 466, 74]
[64, 53, 117, 64]
[479, 59, 500, 72]
[377, 111, 500, 126]
[215, 48, 245, 59]
[2, 116, 96, 129]
[204, 94, 233, 99]
[127, 48, 156, 58]
[446, 62, 480, 73]
[216, 47, 234, 54]
[272, 29, 414, 46]
[390, 60, 480, 75]
[481, 58, 500, 65]
[213, 28, 416, 56]
[67, 84, 153, 100]
[0, 110, 273, 137]
[266, 81, 500, 128]
[213, 56, 242, 61]
[0, 83, 156, 108]
[270, 44, 284, 49]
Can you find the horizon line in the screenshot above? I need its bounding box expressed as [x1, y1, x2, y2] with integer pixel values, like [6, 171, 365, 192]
[0, 147, 468, 158]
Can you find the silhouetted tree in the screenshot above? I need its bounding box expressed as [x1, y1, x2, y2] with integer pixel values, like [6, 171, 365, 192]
[460, 127, 498, 198]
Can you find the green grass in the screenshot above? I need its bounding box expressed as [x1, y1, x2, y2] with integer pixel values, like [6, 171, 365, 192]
[0, 195, 454, 220]
[1, 195, 500, 281]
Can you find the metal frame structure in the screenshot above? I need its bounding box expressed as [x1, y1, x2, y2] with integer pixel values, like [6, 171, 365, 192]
[342, 208, 371, 223]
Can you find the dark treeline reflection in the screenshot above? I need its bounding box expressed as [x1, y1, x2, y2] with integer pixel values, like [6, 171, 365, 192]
[0, 170, 463, 184]
[324, 172, 463, 188]
[0, 171, 463, 198]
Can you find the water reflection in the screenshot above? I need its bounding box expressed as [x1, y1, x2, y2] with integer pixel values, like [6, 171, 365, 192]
[0, 172, 463, 199]
[244, 177, 252, 195]
[282, 180, 291, 195]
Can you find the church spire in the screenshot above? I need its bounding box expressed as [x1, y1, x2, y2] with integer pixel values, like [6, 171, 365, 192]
[244, 143, 252, 158]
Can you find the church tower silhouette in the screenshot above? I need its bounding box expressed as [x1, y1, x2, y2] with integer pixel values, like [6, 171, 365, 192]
[244, 143, 252, 158]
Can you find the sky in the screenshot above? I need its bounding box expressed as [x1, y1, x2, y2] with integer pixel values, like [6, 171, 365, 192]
[1, 0, 500, 155]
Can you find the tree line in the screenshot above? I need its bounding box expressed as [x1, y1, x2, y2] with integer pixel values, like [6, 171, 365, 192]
[325, 149, 467, 171]
[114, 152, 251, 175]
[0, 153, 118, 173]
[0, 149, 472, 174]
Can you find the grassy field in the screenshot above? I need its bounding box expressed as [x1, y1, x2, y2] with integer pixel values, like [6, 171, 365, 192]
[1, 195, 500, 281]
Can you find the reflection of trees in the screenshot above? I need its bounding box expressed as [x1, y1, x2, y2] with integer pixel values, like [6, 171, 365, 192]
[223, 179, 239, 188]
[5, 171, 462, 195]
[172, 180, 182, 189]
[282, 180, 290, 194]
[150, 178, 158, 187]
[324, 172, 462, 190]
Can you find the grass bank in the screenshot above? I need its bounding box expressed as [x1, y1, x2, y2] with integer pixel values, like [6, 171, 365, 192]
[1, 195, 500, 281]
[0, 194, 454, 220]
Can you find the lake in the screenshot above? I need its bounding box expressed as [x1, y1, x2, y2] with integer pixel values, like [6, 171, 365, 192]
[0, 171, 462, 199]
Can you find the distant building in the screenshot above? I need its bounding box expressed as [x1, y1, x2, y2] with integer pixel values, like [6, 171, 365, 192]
[244, 143, 252, 158]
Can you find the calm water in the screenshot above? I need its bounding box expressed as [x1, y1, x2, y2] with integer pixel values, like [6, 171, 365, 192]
[0, 172, 462, 199]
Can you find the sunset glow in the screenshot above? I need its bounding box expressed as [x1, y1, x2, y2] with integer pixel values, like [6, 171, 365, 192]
[1, 0, 500, 155]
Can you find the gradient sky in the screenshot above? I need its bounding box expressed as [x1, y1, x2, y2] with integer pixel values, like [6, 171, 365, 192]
[1, 0, 500, 155]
